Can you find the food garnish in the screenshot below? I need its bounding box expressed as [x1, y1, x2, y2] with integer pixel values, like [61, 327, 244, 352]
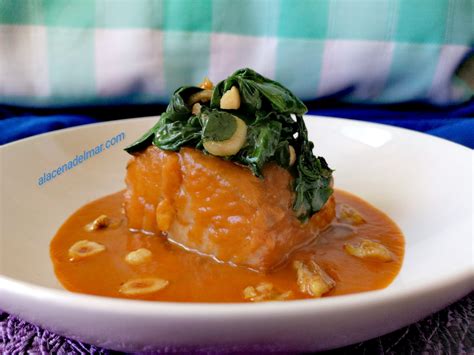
[119, 278, 169, 296]
[125, 68, 333, 221]
[293, 259, 335, 297]
[84, 214, 111, 231]
[337, 204, 366, 226]
[243, 282, 292, 302]
[344, 239, 393, 262]
[68, 240, 106, 261]
[125, 248, 153, 265]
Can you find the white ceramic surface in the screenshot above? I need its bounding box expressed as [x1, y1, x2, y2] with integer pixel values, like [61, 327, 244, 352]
[0, 116, 472, 352]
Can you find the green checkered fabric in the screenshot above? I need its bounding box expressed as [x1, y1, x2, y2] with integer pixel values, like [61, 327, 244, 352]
[0, 0, 472, 107]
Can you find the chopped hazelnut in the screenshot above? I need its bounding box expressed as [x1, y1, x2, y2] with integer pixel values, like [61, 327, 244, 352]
[198, 77, 214, 90]
[85, 214, 110, 231]
[220, 86, 241, 110]
[192, 102, 202, 115]
[288, 145, 296, 166]
[187, 89, 212, 106]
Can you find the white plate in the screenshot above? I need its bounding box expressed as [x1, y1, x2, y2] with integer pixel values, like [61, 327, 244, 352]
[0, 116, 472, 352]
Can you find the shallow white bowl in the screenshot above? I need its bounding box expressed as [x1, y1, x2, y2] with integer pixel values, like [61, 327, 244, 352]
[0, 116, 472, 352]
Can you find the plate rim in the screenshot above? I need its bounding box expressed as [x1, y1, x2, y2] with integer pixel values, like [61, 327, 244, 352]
[1, 115, 472, 315]
[0, 269, 472, 316]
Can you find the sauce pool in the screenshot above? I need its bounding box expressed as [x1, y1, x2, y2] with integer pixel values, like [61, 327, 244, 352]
[50, 190, 404, 302]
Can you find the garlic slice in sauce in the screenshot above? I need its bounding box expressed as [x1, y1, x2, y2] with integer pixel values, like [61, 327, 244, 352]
[337, 204, 366, 225]
[243, 282, 292, 302]
[344, 239, 393, 262]
[125, 248, 152, 265]
[68, 240, 106, 261]
[119, 278, 169, 296]
[293, 260, 335, 298]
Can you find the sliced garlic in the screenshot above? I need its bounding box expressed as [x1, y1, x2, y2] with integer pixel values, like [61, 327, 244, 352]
[344, 239, 393, 262]
[187, 89, 212, 106]
[84, 214, 110, 231]
[288, 145, 296, 166]
[68, 240, 106, 261]
[293, 260, 335, 298]
[119, 278, 169, 296]
[125, 248, 152, 265]
[337, 204, 365, 226]
[243, 282, 292, 302]
[198, 77, 214, 90]
[203, 116, 247, 156]
[220, 86, 241, 110]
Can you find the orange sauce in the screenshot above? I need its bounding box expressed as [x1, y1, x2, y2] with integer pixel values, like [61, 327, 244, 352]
[50, 190, 404, 302]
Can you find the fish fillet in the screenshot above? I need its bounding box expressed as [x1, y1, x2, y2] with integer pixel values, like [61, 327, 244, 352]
[125, 146, 335, 271]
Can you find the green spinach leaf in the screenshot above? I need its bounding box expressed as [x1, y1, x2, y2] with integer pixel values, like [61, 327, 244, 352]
[124, 120, 161, 154]
[293, 115, 333, 221]
[124, 86, 203, 153]
[153, 113, 202, 151]
[237, 119, 282, 176]
[202, 110, 237, 142]
[211, 68, 307, 115]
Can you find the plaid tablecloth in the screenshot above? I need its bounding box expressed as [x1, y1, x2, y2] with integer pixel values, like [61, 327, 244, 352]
[0, 0, 472, 107]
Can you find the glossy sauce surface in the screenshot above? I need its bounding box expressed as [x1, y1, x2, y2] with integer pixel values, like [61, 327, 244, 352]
[50, 190, 404, 302]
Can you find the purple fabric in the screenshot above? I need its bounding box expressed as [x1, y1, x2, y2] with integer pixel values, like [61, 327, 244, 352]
[0, 311, 109, 354]
[1, 293, 473, 354]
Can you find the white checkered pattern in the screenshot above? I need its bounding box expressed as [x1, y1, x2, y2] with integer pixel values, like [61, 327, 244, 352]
[95, 29, 165, 97]
[318, 40, 394, 100]
[0, 25, 49, 97]
[209, 33, 277, 84]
